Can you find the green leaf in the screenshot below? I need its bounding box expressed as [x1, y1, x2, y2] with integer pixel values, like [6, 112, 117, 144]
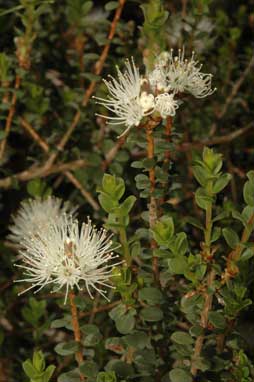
[211, 226, 221, 243]
[105, 337, 125, 354]
[243, 171, 254, 206]
[115, 312, 135, 334]
[186, 216, 204, 230]
[192, 165, 209, 187]
[51, 318, 70, 329]
[169, 368, 192, 382]
[152, 216, 174, 246]
[58, 369, 80, 382]
[208, 311, 226, 329]
[27, 179, 44, 197]
[54, 341, 79, 356]
[82, 1, 93, 15]
[101, 174, 125, 200]
[239, 247, 254, 262]
[195, 187, 213, 210]
[213, 173, 231, 193]
[96, 371, 117, 382]
[222, 227, 240, 249]
[22, 360, 38, 379]
[105, 1, 118, 11]
[171, 331, 194, 345]
[140, 306, 163, 322]
[202, 147, 222, 174]
[138, 287, 163, 305]
[42, 365, 56, 382]
[98, 193, 118, 213]
[123, 331, 149, 349]
[81, 324, 102, 346]
[80, 361, 98, 378]
[135, 173, 150, 190]
[106, 360, 134, 378]
[33, 350, 45, 372]
[118, 195, 136, 216]
[175, 232, 188, 255]
[168, 256, 188, 275]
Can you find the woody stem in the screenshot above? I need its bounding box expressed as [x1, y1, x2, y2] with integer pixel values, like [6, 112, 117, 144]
[145, 117, 161, 283]
[69, 291, 85, 380]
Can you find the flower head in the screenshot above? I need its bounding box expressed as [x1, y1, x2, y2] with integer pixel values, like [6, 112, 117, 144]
[9, 196, 76, 245]
[155, 93, 179, 118]
[151, 49, 216, 98]
[93, 58, 154, 136]
[15, 216, 119, 303]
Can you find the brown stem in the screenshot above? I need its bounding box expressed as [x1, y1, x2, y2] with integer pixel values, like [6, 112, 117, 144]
[145, 117, 161, 283]
[191, 268, 216, 376]
[79, 300, 121, 318]
[44, 0, 126, 171]
[0, 159, 88, 189]
[0, 75, 21, 160]
[69, 291, 84, 380]
[224, 212, 254, 280]
[20, 117, 50, 153]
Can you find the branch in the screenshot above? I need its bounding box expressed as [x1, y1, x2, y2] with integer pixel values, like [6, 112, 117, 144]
[44, 0, 126, 170]
[0, 75, 21, 160]
[209, 54, 254, 136]
[0, 159, 88, 189]
[64, 170, 100, 211]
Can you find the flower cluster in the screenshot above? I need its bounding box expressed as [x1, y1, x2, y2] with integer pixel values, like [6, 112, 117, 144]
[9, 196, 76, 245]
[10, 198, 118, 303]
[94, 49, 215, 135]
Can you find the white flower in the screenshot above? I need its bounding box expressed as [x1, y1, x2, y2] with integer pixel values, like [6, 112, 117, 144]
[155, 93, 179, 118]
[153, 49, 216, 98]
[148, 66, 169, 92]
[15, 216, 119, 303]
[93, 59, 154, 136]
[9, 196, 76, 245]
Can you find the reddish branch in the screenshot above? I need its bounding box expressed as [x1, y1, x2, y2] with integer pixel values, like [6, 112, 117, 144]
[0, 75, 21, 160]
[69, 291, 84, 380]
[44, 0, 126, 171]
[145, 117, 161, 283]
[0, 159, 88, 189]
[191, 269, 216, 376]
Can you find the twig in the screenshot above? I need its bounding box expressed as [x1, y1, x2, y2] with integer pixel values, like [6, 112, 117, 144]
[82, 0, 126, 107]
[19, 119, 98, 209]
[79, 300, 121, 318]
[180, 123, 253, 151]
[209, 54, 254, 136]
[20, 117, 49, 153]
[64, 170, 100, 211]
[102, 135, 127, 170]
[191, 269, 216, 376]
[191, 188, 214, 377]
[223, 212, 254, 281]
[0, 159, 88, 189]
[43, 0, 126, 171]
[181, 0, 188, 18]
[145, 116, 161, 283]
[0, 75, 21, 160]
[69, 291, 84, 380]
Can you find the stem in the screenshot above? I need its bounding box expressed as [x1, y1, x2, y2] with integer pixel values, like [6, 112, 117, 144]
[217, 212, 254, 352]
[225, 212, 254, 279]
[0, 75, 21, 160]
[191, 198, 214, 377]
[118, 218, 131, 267]
[69, 291, 84, 380]
[145, 117, 161, 283]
